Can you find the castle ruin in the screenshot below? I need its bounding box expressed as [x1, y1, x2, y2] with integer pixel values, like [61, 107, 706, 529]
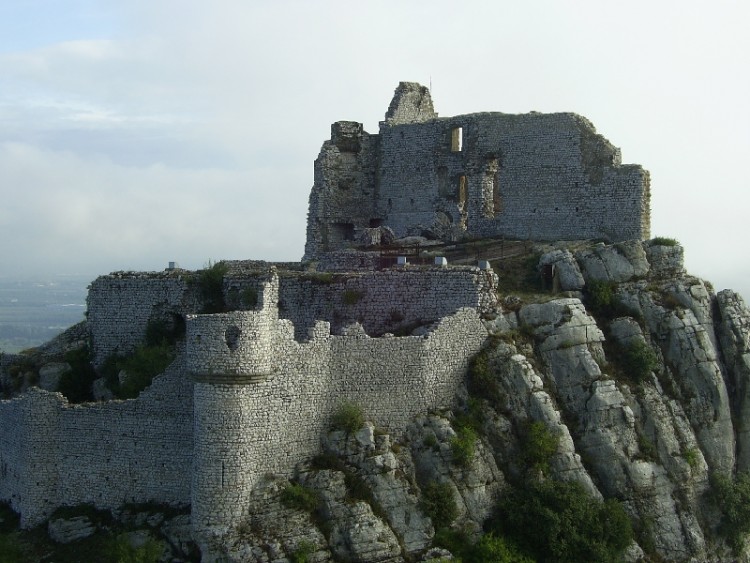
[0, 82, 653, 559]
[304, 81, 650, 259]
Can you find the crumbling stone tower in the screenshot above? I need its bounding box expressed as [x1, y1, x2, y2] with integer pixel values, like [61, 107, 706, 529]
[304, 81, 650, 259]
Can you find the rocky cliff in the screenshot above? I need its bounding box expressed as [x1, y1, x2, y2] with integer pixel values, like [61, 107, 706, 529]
[210, 239, 750, 562]
[3, 238, 750, 562]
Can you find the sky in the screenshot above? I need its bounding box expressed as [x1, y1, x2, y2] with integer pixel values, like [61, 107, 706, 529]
[1, 1, 749, 298]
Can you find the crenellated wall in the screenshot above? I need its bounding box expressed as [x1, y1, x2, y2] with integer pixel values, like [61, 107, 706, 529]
[187, 272, 488, 542]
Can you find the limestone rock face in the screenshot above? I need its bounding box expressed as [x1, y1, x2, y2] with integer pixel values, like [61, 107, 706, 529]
[576, 240, 649, 283]
[38, 362, 70, 392]
[407, 414, 505, 533]
[538, 249, 585, 291]
[323, 424, 433, 554]
[47, 516, 96, 544]
[716, 289, 750, 472]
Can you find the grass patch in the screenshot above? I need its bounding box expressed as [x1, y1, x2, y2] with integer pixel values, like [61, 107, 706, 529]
[330, 401, 365, 434]
[492, 479, 633, 563]
[196, 260, 228, 313]
[494, 252, 543, 294]
[651, 237, 679, 247]
[421, 481, 458, 529]
[280, 483, 319, 513]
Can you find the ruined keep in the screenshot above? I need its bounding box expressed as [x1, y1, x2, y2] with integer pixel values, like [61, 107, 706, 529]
[304, 81, 650, 259]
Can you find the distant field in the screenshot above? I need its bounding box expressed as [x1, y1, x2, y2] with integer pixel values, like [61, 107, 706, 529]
[0, 275, 90, 354]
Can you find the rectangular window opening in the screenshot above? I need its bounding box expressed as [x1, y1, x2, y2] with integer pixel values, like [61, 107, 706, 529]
[451, 127, 463, 152]
[331, 222, 355, 241]
[493, 171, 502, 214]
[458, 175, 467, 208]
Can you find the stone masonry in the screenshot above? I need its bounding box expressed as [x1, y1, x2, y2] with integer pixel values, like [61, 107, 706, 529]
[304, 81, 650, 259]
[0, 81, 655, 558]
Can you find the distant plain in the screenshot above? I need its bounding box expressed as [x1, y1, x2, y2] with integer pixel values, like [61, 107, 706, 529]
[0, 275, 89, 353]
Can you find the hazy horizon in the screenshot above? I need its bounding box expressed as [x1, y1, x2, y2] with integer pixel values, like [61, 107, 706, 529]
[2, 1, 748, 299]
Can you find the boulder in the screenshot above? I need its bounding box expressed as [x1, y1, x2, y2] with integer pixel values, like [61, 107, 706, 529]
[38, 362, 70, 392]
[48, 516, 96, 544]
[538, 249, 585, 291]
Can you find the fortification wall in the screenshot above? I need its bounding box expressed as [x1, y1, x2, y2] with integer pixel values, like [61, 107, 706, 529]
[0, 353, 193, 527]
[87, 272, 200, 365]
[0, 399, 24, 513]
[278, 267, 498, 339]
[188, 304, 488, 539]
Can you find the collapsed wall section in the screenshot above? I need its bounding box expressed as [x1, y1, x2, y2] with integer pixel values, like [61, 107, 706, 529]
[0, 355, 193, 527]
[303, 122, 381, 260]
[87, 272, 199, 365]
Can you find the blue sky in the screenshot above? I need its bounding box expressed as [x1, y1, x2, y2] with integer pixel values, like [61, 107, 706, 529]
[1, 0, 749, 299]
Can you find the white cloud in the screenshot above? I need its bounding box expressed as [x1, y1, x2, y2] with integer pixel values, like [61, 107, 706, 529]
[0, 0, 748, 300]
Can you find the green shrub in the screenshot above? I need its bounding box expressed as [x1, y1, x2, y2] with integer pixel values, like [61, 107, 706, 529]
[144, 317, 184, 346]
[290, 540, 316, 563]
[58, 346, 97, 403]
[342, 289, 365, 305]
[623, 340, 658, 383]
[468, 346, 502, 403]
[280, 483, 319, 512]
[197, 260, 228, 313]
[0, 533, 24, 562]
[241, 287, 258, 308]
[712, 471, 750, 553]
[454, 397, 485, 435]
[651, 237, 679, 247]
[586, 279, 616, 311]
[330, 401, 364, 434]
[108, 343, 175, 399]
[344, 471, 375, 506]
[684, 448, 700, 469]
[468, 533, 534, 563]
[637, 432, 658, 461]
[422, 481, 458, 529]
[109, 533, 164, 563]
[493, 480, 633, 563]
[522, 420, 559, 472]
[450, 426, 477, 467]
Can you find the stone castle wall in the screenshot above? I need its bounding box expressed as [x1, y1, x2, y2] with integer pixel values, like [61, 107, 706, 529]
[86, 266, 497, 362]
[304, 82, 651, 258]
[87, 272, 200, 365]
[377, 112, 650, 242]
[277, 267, 498, 338]
[187, 278, 488, 540]
[0, 353, 193, 526]
[2, 267, 494, 532]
